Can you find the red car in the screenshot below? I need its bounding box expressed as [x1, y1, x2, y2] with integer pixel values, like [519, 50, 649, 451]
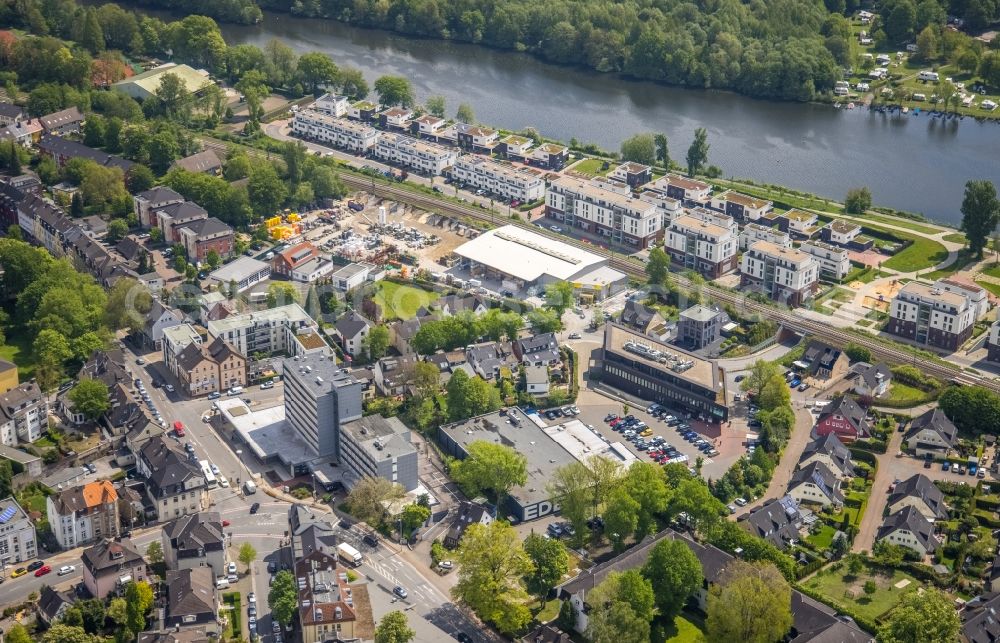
[222, 520, 231, 527]
[173, 421, 185, 437]
[34, 565, 51, 577]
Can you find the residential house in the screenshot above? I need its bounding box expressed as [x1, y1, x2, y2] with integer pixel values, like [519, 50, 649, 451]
[514, 333, 560, 366]
[346, 100, 379, 122]
[435, 294, 489, 317]
[0, 118, 43, 147]
[141, 300, 185, 349]
[164, 568, 218, 634]
[814, 396, 870, 442]
[170, 150, 222, 175]
[409, 114, 446, 138]
[38, 586, 74, 625]
[333, 310, 372, 360]
[739, 222, 792, 251]
[81, 537, 147, 599]
[620, 299, 665, 335]
[155, 201, 209, 244]
[740, 241, 819, 306]
[374, 355, 417, 397]
[134, 186, 185, 229]
[546, 176, 662, 249]
[456, 123, 499, 152]
[37, 135, 132, 171]
[0, 381, 48, 445]
[0, 102, 25, 125]
[772, 209, 820, 238]
[739, 495, 802, 549]
[987, 320, 1000, 363]
[849, 362, 892, 398]
[609, 162, 652, 188]
[529, 143, 568, 170]
[822, 219, 863, 247]
[292, 109, 379, 153]
[799, 241, 852, 281]
[175, 337, 246, 397]
[162, 511, 226, 573]
[525, 365, 550, 395]
[272, 242, 321, 277]
[876, 506, 937, 557]
[198, 292, 236, 325]
[295, 550, 359, 643]
[288, 503, 340, 560]
[936, 277, 990, 320]
[175, 216, 234, 263]
[645, 174, 711, 205]
[378, 106, 414, 129]
[39, 107, 84, 135]
[962, 592, 1000, 643]
[887, 473, 948, 520]
[312, 93, 349, 117]
[391, 317, 427, 356]
[710, 190, 773, 221]
[46, 480, 120, 550]
[787, 461, 844, 508]
[496, 134, 533, 161]
[136, 436, 207, 521]
[466, 342, 509, 381]
[886, 281, 976, 351]
[799, 340, 850, 381]
[444, 501, 494, 548]
[676, 305, 728, 350]
[664, 213, 738, 278]
[798, 433, 855, 478]
[162, 324, 204, 380]
[0, 497, 37, 565]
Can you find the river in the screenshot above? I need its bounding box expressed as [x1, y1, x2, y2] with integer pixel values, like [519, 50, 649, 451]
[133, 6, 1000, 225]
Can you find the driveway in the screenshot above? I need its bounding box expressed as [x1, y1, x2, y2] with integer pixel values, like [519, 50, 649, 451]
[741, 404, 817, 514]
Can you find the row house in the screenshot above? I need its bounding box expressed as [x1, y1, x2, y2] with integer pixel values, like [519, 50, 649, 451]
[46, 480, 120, 550]
[0, 175, 37, 232]
[409, 114, 448, 140]
[0, 497, 37, 565]
[379, 106, 414, 130]
[822, 219, 865, 247]
[373, 132, 458, 176]
[739, 241, 819, 306]
[786, 461, 843, 508]
[665, 213, 738, 278]
[709, 190, 773, 221]
[546, 176, 662, 249]
[39, 107, 84, 136]
[134, 186, 185, 228]
[450, 155, 545, 203]
[455, 123, 499, 153]
[637, 190, 683, 223]
[886, 281, 976, 351]
[292, 109, 379, 154]
[739, 222, 791, 251]
[332, 310, 372, 360]
[529, 143, 569, 170]
[162, 324, 204, 379]
[643, 173, 711, 205]
[876, 506, 937, 557]
[37, 135, 133, 172]
[0, 102, 25, 126]
[175, 337, 246, 397]
[609, 162, 652, 188]
[0, 118, 43, 147]
[798, 240, 852, 280]
[312, 93, 350, 117]
[496, 135, 533, 161]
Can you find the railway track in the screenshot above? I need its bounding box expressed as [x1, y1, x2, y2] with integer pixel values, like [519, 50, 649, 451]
[202, 136, 1000, 395]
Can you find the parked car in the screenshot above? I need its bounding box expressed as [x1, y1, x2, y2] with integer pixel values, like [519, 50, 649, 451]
[250, 502, 260, 514]
[34, 565, 51, 577]
[26, 561, 44, 572]
[9, 568, 25, 578]
[393, 586, 408, 599]
[57, 565, 75, 576]
[734, 497, 748, 507]
[207, 392, 221, 400]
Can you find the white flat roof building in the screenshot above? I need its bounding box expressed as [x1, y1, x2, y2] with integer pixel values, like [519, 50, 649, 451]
[799, 241, 851, 280]
[453, 224, 626, 293]
[207, 304, 317, 357]
[451, 155, 545, 202]
[208, 257, 272, 293]
[373, 132, 458, 176]
[546, 176, 662, 249]
[291, 110, 379, 153]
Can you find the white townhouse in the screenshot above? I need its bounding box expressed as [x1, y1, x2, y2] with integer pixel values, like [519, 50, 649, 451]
[545, 176, 661, 249]
[740, 222, 792, 251]
[451, 155, 545, 202]
[292, 110, 379, 153]
[373, 132, 458, 176]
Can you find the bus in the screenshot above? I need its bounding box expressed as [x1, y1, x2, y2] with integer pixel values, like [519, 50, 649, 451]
[199, 460, 218, 489]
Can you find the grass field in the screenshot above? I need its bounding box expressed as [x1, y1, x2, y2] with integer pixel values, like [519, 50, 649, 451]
[570, 158, 611, 177]
[802, 565, 922, 621]
[976, 280, 1000, 298]
[806, 524, 838, 550]
[981, 263, 1000, 279]
[664, 614, 707, 643]
[858, 213, 943, 235]
[372, 281, 438, 320]
[887, 382, 933, 406]
[877, 231, 949, 272]
[944, 233, 968, 244]
[0, 329, 37, 379]
[921, 249, 976, 280]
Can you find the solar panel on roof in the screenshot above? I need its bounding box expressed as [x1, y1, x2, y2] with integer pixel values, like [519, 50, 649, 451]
[0, 506, 16, 524]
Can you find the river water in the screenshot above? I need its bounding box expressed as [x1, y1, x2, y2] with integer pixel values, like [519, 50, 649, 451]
[140, 6, 1000, 224]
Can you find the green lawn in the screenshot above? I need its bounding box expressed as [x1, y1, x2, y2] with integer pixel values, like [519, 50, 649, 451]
[806, 524, 838, 550]
[976, 280, 1000, 298]
[803, 565, 923, 621]
[887, 382, 933, 406]
[664, 614, 708, 643]
[372, 281, 438, 320]
[569, 158, 610, 177]
[858, 213, 943, 235]
[921, 249, 976, 280]
[222, 592, 242, 640]
[0, 329, 37, 379]
[944, 233, 968, 245]
[981, 263, 1000, 279]
[878, 232, 950, 272]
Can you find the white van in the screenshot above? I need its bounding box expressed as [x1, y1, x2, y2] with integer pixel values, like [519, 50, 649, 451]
[215, 576, 230, 589]
[918, 70, 939, 82]
[228, 386, 244, 396]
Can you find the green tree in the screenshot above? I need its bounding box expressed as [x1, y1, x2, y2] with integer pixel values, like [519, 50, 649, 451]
[400, 502, 431, 534]
[885, 0, 917, 42]
[267, 282, 299, 308]
[107, 597, 127, 627]
[879, 588, 959, 643]
[364, 324, 390, 361]
[523, 532, 569, 600]
[6, 624, 32, 643]
[452, 521, 533, 634]
[845, 186, 872, 214]
[297, 52, 339, 94]
[741, 360, 781, 397]
[623, 462, 670, 538]
[451, 440, 527, 506]
[248, 163, 288, 217]
[915, 26, 939, 61]
[758, 373, 791, 411]
[145, 540, 164, 564]
[374, 610, 415, 643]
[620, 133, 657, 165]
[70, 191, 85, 218]
[604, 486, 640, 551]
[425, 95, 446, 117]
[758, 405, 795, 451]
[34, 328, 73, 390]
[544, 280, 575, 316]
[77, 598, 106, 635]
[269, 570, 298, 626]
[686, 127, 709, 177]
[654, 133, 670, 168]
[339, 67, 369, 100]
[668, 477, 726, 532]
[585, 570, 655, 643]
[843, 343, 872, 363]
[147, 132, 179, 174]
[456, 103, 475, 124]
[645, 246, 671, 287]
[546, 460, 594, 540]
[374, 75, 415, 107]
[68, 378, 111, 421]
[938, 386, 1000, 435]
[960, 180, 1000, 258]
[106, 219, 129, 243]
[238, 542, 257, 569]
[41, 624, 98, 643]
[80, 8, 105, 54]
[527, 309, 562, 333]
[345, 477, 404, 527]
[83, 114, 107, 148]
[706, 561, 792, 643]
[126, 165, 155, 193]
[642, 536, 703, 619]
[124, 580, 154, 636]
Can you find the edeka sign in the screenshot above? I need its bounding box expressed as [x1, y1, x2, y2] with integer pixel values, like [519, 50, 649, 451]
[521, 499, 558, 522]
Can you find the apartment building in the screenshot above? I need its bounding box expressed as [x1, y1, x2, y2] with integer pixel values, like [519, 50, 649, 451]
[740, 241, 819, 306]
[272, 242, 322, 277]
[136, 436, 207, 521]
[373, 132, 458, 175]
[291, 110, 379, 153]
[162, 324, 204, 378]
[339, 415, 418, 491]
[409, 114, 447, 138]
[456, 123, 499, 152]
[886, 281, 975, 351]
[451, 155, 545, 202]
[312, 93, 349, 117]
[81, 538, 146, 599]
[710, 190, 773, 221]
[545, 177, 661, 249]
[162, 511, 226, 573]
[133, 186, 185, 228]
[799, 241, 851, 280]
[822, 219, 862, 246]
[664, 213, 738, 278]
[529, 143, 569, 170]
[283, 353, 363, 459]
[987, 320, 1000, 362]
[46, 480, 120, 549]
[609, 162, 652, 188]
[645, 173, 711, 204]
[296, 550, 359, 643]
[0, 497, 37, 565]
[935, 278, 990, 320]
[207, 304, 318, 357]
[739, 222, 791, 251]
[0, 382, 48, 446]
[175, 337, 247, 397]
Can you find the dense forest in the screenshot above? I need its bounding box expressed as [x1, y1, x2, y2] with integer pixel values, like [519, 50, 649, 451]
[121, 0, 1000, 101]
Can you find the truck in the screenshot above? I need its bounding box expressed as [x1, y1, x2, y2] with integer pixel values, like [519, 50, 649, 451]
[337, 543, 363, 567]
[243, 480, 257, 495]
[348, 200, 364, 212]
